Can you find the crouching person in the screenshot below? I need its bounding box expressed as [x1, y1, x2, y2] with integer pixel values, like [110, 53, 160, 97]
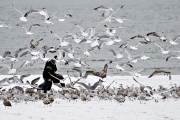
[38, 58, 65, 93]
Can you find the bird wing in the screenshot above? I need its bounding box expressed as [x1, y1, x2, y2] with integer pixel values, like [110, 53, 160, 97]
[2, 51, 11, 58]
[119, 42, 127, 48]
[12, 4, 23, 15]
[147, 32, 160, 37]
[131, 34, 144, 39]
[31, 77, 40, 85]
[72, 68, 82, 77]
[148, 69, 163, 78]
[35, 38, 43, 46]
[77, 82, 90, 89]
[133, 77, 143, 86]
[94, 6, 110, 11]
[173, 35, 180, 41]
[166, 54, 177, 61]
[109, 49, 116, 56]
[50, 31, 62, 42]
[103, 64, 108, 73]
[82, 71, 94, 79]
[29, 24, 40, 32]
[24, 9, 39, 17]
[78, 38, 87, 44]
[20, 74, 31, 82]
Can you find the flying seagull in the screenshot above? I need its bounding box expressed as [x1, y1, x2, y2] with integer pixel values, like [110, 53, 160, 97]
[12, 4, 39, 22]
[148, 69, 171, 80]
[82, 64, 108, 79]
[17, 24, 40, 35]
[77, 79, 104, 90]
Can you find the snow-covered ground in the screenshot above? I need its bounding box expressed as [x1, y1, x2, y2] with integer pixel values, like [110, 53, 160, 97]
[1, 75, 180, 120]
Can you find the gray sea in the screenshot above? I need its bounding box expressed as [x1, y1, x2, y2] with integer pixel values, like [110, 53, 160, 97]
[0, 0, 180, 76]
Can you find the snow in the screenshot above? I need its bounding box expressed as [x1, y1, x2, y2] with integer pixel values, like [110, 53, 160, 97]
[1, 75, 180, 120]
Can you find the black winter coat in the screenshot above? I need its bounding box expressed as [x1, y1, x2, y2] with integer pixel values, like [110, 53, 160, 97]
[43, 60, 57, 81]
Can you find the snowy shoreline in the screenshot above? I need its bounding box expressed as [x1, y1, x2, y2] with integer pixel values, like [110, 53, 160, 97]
[1, 75, 180, 120]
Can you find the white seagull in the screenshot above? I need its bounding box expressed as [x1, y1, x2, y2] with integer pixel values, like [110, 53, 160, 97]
[0, 21, 11, 28]
[12, 4, 39, 22]
[17, 24, 40, 35]
[154, 43, 169, 55]
[50, 31, 69, 47]
[109, 49, 123, 59]
[147, 32, 167, 42]
[57, 14, 72, 22]
[94, 6, 114, 17]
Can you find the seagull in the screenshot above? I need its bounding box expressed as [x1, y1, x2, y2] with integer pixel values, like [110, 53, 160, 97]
[140, 55, 152, 61]
[3, 99, 12, 108]
[9, 46, 28, 62]
[8, 73, 31, 83]
[128, 42, 142, 51]
[148, 69, 171, 80]
[109, 61, 133, 71]
[76, 46, 99, 57]
[77, 79, 104, 90]
[0, 51, 11, 61]
[123, 69, 144, 77]
[108, 49, 123, 59]
[20, 49, 41, 61]
[38, 8, 48, 16]
[12, 4, 39, 22]
[0, 21, 11, 28]
[82, 64, 108, 79]
[67, 57, 89, 68]
[26, 76, 40, 88]
[154, 43, 169, 55]
[17, 24, 40, 35]
[30, 38, 43, 49]
[50, 31, 69, 47]
[0, 60, 29, 75]
[124, 50, 142, 64]
[43, 9, 59, 24]
[130, 34, 151, 44]
[94, 6, 114, 17]
[166, 35, 180, 48]
[133, 77, 152, 93]
[105, 36, 122, 46]
[147, 32, 167, 42]
[119, 42, 128, 48]
[75, 24, 96, 38]
[104, 25, 125, 36]
[101, 5, 125, 23]
[110, 16, 129, 23]
[166, 53, 180, 61]
[57, 14, 72, 22]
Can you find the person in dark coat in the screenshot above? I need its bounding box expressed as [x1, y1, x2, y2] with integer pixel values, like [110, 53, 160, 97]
[38, 58, 65, 93]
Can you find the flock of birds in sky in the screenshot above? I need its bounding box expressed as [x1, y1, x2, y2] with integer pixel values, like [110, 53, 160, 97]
[0, 5, 180, 107]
